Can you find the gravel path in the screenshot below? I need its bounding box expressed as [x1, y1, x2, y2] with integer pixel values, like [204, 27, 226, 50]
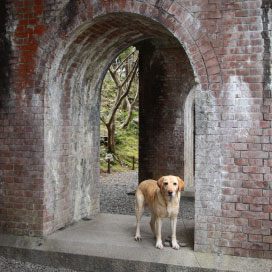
[0, 256, 78, 272]
[100, 171, 195, 220]
[0, 171, 194, 271]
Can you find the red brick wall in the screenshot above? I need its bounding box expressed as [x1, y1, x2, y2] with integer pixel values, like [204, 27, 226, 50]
[0, 0, 46, 236]
[0, 0, 271, 259]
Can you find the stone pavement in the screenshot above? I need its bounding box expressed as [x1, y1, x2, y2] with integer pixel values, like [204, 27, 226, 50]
[1, 213, 272, 272]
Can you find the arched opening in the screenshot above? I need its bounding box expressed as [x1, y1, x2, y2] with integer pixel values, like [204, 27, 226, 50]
[43, 12, 196, 235]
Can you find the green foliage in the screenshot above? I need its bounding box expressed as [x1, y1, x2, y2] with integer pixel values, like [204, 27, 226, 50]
[100, 126, 138, 173]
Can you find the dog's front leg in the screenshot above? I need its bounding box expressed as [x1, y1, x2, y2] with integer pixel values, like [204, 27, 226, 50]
[135, 192, 144, 241]
[155, 217, 163, 249]
[135, 211, 141, 241]
[170, 216, 179, 250]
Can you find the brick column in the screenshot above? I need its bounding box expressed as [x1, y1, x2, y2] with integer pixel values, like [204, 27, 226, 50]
[138, 38, 195, 182]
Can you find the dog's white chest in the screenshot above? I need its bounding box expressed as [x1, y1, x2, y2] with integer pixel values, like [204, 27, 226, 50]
[166, 197, 179, 217]
[167, 202, 173, 217]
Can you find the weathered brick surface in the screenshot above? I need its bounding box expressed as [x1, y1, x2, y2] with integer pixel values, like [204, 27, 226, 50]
[0, 0, 271, 259]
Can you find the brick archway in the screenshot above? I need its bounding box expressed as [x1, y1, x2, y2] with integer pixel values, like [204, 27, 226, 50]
[2, 0, 245, 257]
[35, 2, 220, 236]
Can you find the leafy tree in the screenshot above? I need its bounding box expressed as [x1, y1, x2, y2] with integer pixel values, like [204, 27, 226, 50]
[100, 47, 139, 153]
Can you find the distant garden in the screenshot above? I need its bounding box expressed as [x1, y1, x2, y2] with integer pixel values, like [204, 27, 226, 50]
[100, 47, 139, 173]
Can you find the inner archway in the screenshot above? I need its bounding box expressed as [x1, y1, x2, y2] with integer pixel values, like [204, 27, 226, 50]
[99, 39, 195, 219]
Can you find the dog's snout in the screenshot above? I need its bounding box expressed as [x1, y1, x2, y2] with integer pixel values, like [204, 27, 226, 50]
[168, 190, 173, 196]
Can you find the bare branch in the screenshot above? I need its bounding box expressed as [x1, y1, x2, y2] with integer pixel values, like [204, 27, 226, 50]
[108, 57, 139, 125]
[113, 49, 136, 73]
[120, 56, 139, 89]
[131, 82, 139, 106]
[100, 115, 108, 126]
[121, 84, 139, 129]
[109, 67, 121, 88]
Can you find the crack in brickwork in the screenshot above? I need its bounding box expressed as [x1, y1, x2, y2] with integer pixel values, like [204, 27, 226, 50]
[60, 0, 78, 32]
[262, 0, 272, 99]
[0, 0, 11, 98]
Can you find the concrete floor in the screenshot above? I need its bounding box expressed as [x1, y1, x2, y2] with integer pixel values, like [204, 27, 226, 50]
[0, 214, 272, 272]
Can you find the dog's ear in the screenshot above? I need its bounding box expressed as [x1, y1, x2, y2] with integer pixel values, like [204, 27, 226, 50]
[157, 176, 164, 189]
[177, 177, 185, 192]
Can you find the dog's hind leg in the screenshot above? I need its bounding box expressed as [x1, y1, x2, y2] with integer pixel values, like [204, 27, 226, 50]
[150, 211, 156, 238]
[135, 190, 144, 241]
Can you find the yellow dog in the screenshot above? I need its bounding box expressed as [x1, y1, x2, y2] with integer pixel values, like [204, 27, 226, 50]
[135, 175, 184, 249]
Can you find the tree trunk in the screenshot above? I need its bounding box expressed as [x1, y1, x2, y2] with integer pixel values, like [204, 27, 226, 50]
[121, 101, 132, 129]
[121, 85, 139, 129]
[107, 119, 115, 153]
[122, 96, 128, 110]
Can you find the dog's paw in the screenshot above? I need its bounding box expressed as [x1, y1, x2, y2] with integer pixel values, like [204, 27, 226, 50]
[135, 235, 141, 241]
[172, 241, 180, 250]
[156, 240, 164, 249]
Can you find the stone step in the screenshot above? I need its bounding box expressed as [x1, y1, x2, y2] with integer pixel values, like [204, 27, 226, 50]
[0, 214, 271, 272]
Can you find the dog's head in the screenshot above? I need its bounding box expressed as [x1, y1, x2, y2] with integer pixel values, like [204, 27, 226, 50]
[157, 176, 185, 197]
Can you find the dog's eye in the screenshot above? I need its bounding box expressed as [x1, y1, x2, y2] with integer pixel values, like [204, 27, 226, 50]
[164, 182, 168, 186]
[173, 182, 177, 186]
